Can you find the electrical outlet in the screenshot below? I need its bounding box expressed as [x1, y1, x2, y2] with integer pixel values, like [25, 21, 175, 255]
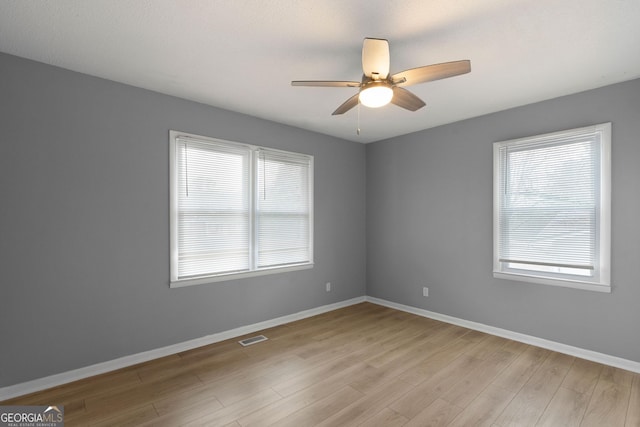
[326, 282, 331, 292]
[423, 287, 429, 297]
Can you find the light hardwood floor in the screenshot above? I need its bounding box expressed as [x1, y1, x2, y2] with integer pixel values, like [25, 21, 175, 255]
[2, 302, 639, 426]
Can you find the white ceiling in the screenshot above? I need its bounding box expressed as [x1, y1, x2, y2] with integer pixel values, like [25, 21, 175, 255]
[1, 1, 639, 143]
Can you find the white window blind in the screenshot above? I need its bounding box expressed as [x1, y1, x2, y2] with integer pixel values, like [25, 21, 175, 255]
[175, 139, 250, 278]
[170, 131, 313, 286]
[493, 123, 611, 292]
[257, 151, 312, 268]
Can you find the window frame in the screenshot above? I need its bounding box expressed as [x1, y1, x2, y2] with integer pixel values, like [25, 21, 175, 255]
[492, 123, 611, 293]
[169, 130, 314, 288]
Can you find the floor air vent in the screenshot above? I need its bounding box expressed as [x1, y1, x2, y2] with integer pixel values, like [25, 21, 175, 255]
[238, 335, 268, 347]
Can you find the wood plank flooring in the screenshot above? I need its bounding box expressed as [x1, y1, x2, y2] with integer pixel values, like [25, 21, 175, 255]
[2, 302, 638, 426]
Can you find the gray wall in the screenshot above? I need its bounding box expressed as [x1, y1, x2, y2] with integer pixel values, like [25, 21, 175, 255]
[0, 52, 367, 387]
[367, 78, 640, 364]
[2, 49, 638, 389]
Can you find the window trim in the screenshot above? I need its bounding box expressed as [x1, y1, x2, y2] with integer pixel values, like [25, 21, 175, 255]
[492, 123, 611, 293]
[169, 263, 314, 288]
[169, 130, 314, 288]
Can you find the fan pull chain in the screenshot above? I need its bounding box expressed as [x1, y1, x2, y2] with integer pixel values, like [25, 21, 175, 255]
[357, 99, 361, 136]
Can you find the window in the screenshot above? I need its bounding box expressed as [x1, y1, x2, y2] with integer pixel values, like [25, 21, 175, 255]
[493, 123, 611, 292]
[169, 131, 313, 287]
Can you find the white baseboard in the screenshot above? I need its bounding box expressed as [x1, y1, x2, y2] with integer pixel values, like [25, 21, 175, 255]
[366, 296, 640, 374]
[4, 294, 638, 401]
[0, 296, 366, 401]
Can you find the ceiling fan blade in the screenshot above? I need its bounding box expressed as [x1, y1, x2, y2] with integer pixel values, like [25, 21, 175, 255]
[292, 80, 360, 87]
[332, 93, 360, 115]
[392, 60, 471, 87]
[391, 87, 426, 111]
[362, 38, 390, 79]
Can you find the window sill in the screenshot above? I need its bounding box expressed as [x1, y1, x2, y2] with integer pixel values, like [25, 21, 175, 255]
[170, 263, 314, 288]
[493, 271, 611, 293]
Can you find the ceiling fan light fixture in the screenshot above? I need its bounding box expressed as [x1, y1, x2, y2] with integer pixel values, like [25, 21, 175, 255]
[359, 83, 393, 108]
[292, 38, 470, 115]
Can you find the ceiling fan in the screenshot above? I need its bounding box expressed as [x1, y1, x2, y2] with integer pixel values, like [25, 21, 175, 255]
[292, 38, 471, 115]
